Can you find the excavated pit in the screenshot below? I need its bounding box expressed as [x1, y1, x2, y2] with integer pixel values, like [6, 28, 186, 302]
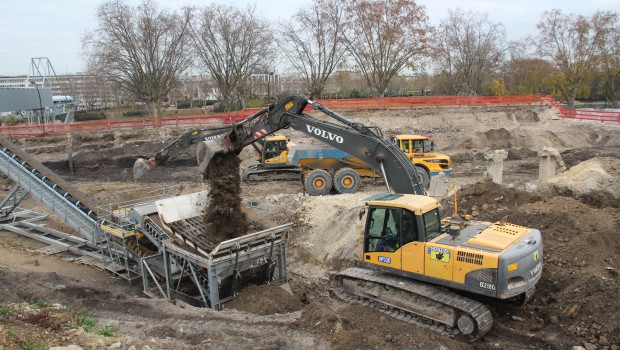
[3, 105, 620, 350]
[201, 152, 249, 243]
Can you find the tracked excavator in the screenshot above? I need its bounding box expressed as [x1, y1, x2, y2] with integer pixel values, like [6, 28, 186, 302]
[195, 95, 542, 338]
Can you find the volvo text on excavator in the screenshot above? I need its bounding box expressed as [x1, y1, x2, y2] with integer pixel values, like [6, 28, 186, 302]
[195, 95, 542, 338]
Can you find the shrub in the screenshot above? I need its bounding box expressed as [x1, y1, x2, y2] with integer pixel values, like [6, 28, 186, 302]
[96, 324, 116, 337]
[74, 111, 106, 121]
[123, 110, 148, 117]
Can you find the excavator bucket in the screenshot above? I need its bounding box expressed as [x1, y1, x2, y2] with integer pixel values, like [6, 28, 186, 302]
[133, 157, 155, 180]
[196, 138, 233, 176]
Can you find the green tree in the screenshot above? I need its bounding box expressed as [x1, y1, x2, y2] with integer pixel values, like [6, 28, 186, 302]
[503, 58, 560, 95]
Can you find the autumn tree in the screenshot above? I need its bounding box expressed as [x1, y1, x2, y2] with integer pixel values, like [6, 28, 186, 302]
[433, 9, 511, 95]
[342, 0, 430, 97]
[277, 0, 348, 99]
[532, 10, 618, 106]
[189, 5, 272, 111]
[503, 58, 561, 96]
[82, 0, 192, 117]
[596, 15, 620, 107]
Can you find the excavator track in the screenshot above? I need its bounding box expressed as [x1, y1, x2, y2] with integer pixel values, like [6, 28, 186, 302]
[244, 165, 301, 182]
[332, 267, 493, 339]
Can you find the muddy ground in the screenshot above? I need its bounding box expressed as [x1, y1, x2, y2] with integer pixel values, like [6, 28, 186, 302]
[1, 105, 620, 350]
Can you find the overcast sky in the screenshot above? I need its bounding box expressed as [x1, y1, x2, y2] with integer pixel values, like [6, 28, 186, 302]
[1, 0, 618, 76]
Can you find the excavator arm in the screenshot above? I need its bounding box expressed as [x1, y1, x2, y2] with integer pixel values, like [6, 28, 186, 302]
[197, 95, 425, 195]
[154, 126, 231, 165]
[133, 126, 230, 180]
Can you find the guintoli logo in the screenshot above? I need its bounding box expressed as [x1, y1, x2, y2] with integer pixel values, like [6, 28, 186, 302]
[306, 125, 344, 143]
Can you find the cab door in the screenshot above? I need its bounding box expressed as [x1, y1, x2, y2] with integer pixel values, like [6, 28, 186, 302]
[400, 209, 425, 274]
[421, 209, 453, 281]
[363, 206, 401, 270]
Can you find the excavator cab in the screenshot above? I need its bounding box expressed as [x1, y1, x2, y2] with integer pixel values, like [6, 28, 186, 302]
[394, 135, 453, 187]
[261, 135, 290, 165]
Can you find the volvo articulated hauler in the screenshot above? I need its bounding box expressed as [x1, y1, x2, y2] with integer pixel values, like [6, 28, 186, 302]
[195, 95, 543, 338]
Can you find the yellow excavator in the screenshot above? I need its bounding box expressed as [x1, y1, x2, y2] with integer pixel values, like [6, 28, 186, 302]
[195, 95, 542, 338]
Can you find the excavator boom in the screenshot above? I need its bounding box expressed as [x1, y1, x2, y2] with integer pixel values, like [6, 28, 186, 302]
[196, 96, 426, 195]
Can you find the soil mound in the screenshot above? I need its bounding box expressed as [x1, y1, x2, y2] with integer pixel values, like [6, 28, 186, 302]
[548, 157, 620, 208]
[225, 284, 305, 315]
[509, 197, 620, 348]
[444, 179, 541, 220]
[291, 193, 372, 271]
[202, 153, 249, 242]
[454, 181, 619, 348]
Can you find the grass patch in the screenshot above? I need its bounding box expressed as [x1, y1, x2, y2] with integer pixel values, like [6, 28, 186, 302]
[24, 342, 48, 350]
[75, 310, 97, 330]
[75, 310, 116, 337]
[95, 324, 116, 337]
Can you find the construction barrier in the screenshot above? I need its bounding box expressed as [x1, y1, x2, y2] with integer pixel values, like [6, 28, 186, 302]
[0, 95, 618, 138]
[560, 108, 620, 123]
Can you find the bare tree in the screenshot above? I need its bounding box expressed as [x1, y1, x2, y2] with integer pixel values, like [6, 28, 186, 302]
[596, 14, 620, 107]
[189, 5, 272, 111]
[82, 0, 192, 117]
[277, 0, 348, 99]
[342, 0, 430, 97]
[433, 9, 511, 95]
[533, 10, 618, 106]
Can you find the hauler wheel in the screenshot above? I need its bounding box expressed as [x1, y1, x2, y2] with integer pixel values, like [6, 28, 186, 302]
[304, 169, 332, 196]
[333, 168, 361, 194]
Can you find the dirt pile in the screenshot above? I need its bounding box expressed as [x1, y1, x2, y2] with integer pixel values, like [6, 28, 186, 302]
[510, 197, 619, 349]
[225, 284, 305, 315]
[202, 152, 248, 242]
[441, 179, 542, 220]
[548, 156, 620, 208]
[455, 182, 620, 349]
[290, 192, 376, 273]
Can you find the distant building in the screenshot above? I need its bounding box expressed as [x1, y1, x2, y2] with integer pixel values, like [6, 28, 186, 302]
[0, 74, 123, 111]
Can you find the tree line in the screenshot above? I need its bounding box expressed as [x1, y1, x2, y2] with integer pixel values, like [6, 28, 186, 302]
[82, 0, 620, 116]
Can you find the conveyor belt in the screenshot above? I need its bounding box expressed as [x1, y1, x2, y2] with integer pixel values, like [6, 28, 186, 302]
[0, 136, 101, 241]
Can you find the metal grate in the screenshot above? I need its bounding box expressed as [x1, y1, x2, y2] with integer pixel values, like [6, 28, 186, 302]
[169, 217, 215, 252]
[457, 250, 484, 265]
[493, 223, 523, 235]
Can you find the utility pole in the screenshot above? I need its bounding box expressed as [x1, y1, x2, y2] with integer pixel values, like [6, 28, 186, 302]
[30, 81, 43, 123]
[268, 72, 274, 102]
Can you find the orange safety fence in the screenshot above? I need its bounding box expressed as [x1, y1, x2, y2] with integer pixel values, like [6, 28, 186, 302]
[560, 108, 620, 123]
[0, 95, 618, 138]
[316, 94, 548, 109]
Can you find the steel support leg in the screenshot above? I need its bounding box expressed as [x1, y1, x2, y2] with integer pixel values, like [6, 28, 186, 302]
[278, 245, 287, 283]
[207, 264, 220, 310]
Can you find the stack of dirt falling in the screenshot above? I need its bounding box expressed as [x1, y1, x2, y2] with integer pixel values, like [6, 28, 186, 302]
[202, 152, 249, 243]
